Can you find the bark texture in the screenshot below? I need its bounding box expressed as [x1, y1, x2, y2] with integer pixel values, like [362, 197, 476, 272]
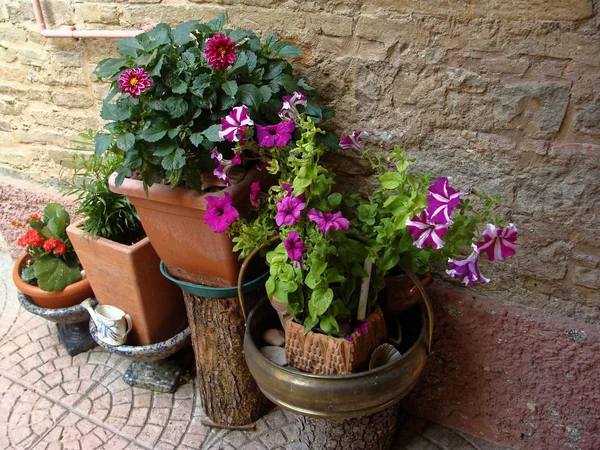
[183, 291, 268, 426]
[296, 404, 399, 450]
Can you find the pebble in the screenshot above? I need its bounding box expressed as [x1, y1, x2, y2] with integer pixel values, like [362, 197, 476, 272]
[263, 328, 285, 347]
[260, 346, 287, 366]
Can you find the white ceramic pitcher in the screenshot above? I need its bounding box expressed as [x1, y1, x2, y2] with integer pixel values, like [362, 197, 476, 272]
[81, 299, 132, 346]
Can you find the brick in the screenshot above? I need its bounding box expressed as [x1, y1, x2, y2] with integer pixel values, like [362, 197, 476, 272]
[27, 65, 87, 87]
[13, 130, 74, 147]
[355, 15, 428, 46]
[365, 0, 593, 20]
[0, 25, 27, 42]
[0, 45, 17, 62]
[52, 51, 82, 67]
[0, 63, 28, 82]
[572, 267, 600, 289]
[122, 5, 224, 27]
[573, 100, 600, 136]
[549, 143, 600, 159]
[51, 90, 95, 108]
[74, 4, 120, 25]
[29, 108, 101, 131]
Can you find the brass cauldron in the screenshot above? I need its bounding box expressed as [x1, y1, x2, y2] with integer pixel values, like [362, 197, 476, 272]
[238, 240, 433, 420]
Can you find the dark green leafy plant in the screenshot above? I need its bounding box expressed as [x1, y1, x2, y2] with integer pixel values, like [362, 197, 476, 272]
[61, 130, 144, 245]
[93, 15, 334, 192]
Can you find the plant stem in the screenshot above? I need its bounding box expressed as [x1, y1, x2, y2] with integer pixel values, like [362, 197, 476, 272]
[357, 257, 373, 321]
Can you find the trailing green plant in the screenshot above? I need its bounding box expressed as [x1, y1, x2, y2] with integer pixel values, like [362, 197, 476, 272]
[93, 15, 335, 192]
[61, 130, 144, 245]
[12, 205, 82, 292]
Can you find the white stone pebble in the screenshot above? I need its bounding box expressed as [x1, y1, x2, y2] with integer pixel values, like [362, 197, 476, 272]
[263, 328, 285, 347]
[260, 346, 287, 366]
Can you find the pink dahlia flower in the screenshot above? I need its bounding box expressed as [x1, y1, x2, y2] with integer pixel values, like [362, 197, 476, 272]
[205, 33, 237, 70]
[284, 231, 305, 262]
[256, 120, 295, 148]
[447, 244, 490, 286]
[117, 68, 153, 98]
[307, 209, 349, 233]
[202, 192, 239, 233]
[476, 223, 520, 261]
[406, 211, 448, 250]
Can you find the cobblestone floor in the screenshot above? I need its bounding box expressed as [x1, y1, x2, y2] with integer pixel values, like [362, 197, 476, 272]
[0, 232, 510, 450]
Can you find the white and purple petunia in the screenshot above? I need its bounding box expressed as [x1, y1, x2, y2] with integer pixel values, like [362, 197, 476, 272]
[278, 91, 308, 121]
[339, 130, 366, 152]
[426, 177, 462, 225]
[475, 223, 520, 261]
[219, 105, 254, 142]
[406, 211, 449, 250]
[211, 148, 242, 187]
[446, 244, 490, 286]
[307, 209, 350, 233]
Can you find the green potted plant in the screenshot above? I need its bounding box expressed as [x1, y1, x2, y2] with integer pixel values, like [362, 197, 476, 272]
[63, 131, 186, 345]
[93, 15, 334, 286]
[11, 204, 93, 309]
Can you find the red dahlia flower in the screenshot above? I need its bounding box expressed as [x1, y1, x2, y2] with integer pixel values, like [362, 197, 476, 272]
[204, 34, 237, 70]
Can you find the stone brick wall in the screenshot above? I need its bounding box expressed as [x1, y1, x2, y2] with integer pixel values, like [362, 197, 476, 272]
[0, 1, 599, 447]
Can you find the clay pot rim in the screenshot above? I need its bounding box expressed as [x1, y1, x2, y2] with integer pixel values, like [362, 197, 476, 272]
[246, 299, 428, 381]
[12, 253, 91, 298]
[108, 167, 267, 210]
[67, 220, 150, 253]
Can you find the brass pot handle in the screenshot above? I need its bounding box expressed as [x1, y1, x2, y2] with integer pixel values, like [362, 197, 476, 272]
[398, 264, 434, 355]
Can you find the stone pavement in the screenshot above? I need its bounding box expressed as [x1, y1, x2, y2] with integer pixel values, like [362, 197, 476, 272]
[0, 232, 510, 450]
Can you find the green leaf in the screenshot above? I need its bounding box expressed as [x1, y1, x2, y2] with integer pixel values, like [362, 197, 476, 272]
[166, 97, 188, 118]
[327, 192, 342, 208]
[101, 101, 132, 121]
[309, 287, 334, 319]
[94, 133, 113, 156]
[172, 80, 188, 94]
[33, 254, 82, 292]
[118, 38, 144, 58]
[264, 60, 287, 80]
[303, 316, 319, 334]
[237, 84, 263, 110]
[146, 23, 172, 50]
[190, 133, 204, 147]
[173, 20, 200, 45]
[222, 80, 238, 98]
[207, 13, 225, 33]
[259, 85, 272, 102]
[201, 124, 223, 142]
[21, 265, 36, 282]
[246, 51, 257, 72]
[319, 315, 338, 334]
[116, 133, 135, 151]
[139, 121, 169, 142]
[153, 141, 177, 157]
[43, 204, 70, 238]
[161, 148, 186, 170]
[93, 58, 126, 79]
[228, 29, 250, 42]
[270, 73, 297, 92]
[150, 54, 164, 76]
[182, 50, 196, 66]
[168, 126, 182, 139]
[149, 100, 167, 111]
[276, 45, 303, 58]
[379, 172, 403, 189]
[191, 74, 212, 97]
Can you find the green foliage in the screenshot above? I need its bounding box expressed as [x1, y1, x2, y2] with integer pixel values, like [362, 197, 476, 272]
[60, 130, 144, 244]
[94, 16, 332, 192]
[20, 204, 82, 292]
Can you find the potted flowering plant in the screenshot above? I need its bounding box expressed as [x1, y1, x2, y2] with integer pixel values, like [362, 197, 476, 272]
[204, 95, 520, 376]
[62, 132, 185, 345]
[94, 15, 334, 285]
[11, 204, 93, 309]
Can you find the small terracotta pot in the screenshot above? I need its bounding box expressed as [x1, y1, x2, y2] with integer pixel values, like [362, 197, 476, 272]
[67, 221, 186, 346]
[381, 273, 433, 316]
[12, 253, 93, 309]
[109, 168, 269, 287]
[285, 309, 388, 375]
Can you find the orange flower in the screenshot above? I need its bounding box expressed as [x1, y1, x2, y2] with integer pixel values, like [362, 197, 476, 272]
[17, 229, 45, 248]
[43, 239, 66, 255]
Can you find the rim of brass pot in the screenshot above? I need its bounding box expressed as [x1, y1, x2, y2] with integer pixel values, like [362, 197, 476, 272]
[238, 237, 434, 420]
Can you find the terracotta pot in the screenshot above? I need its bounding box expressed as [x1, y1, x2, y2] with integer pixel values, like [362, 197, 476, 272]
[67, 221, 186, 346]
[285, 309, 388, 375]
[109, 168, 268, 287]
[381, 272, 433, 316]
[12, 253, 93, 309]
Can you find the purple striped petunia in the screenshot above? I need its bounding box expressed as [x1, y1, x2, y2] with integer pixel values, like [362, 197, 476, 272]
[446, 244, 490, 286]
[219, 105, 254, 143]
[406, 211, 449, 250]
[426, 177, 461, 225]
[476, 223, 520, 261]
[278, 91, 307, 121]
[339, 130, 366, 152]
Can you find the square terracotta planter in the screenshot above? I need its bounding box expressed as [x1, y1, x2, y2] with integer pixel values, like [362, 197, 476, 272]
[108, 168, 268, 287]
[285, 309, 388, 375]
[67, 221, 186, 345]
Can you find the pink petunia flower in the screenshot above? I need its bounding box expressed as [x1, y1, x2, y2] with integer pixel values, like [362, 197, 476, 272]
[278, 91, 307, 121]
[426, 177, 461, 225]
[204, 33, 237, 70]
[202, 192, 239, 233]
[446, 244, 490, 286]
[345, 319, 369, 341]
[307, 209, 350, 233]
[275, 195, 305, 226]
[406, 211, 449, 250]
[339, 130, 366, 152]
[219, 105, 254, 142]
[118, 68, 153, 98]
[256, 120, 295, 148]
[476, 223, 520, 261]
[284, 231, 305, 262]
[250, 181, 266, 208]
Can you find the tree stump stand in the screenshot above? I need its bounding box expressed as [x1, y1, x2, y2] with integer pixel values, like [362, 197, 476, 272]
[183, 291, 268, 426]
[296, 404, 399, 450]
